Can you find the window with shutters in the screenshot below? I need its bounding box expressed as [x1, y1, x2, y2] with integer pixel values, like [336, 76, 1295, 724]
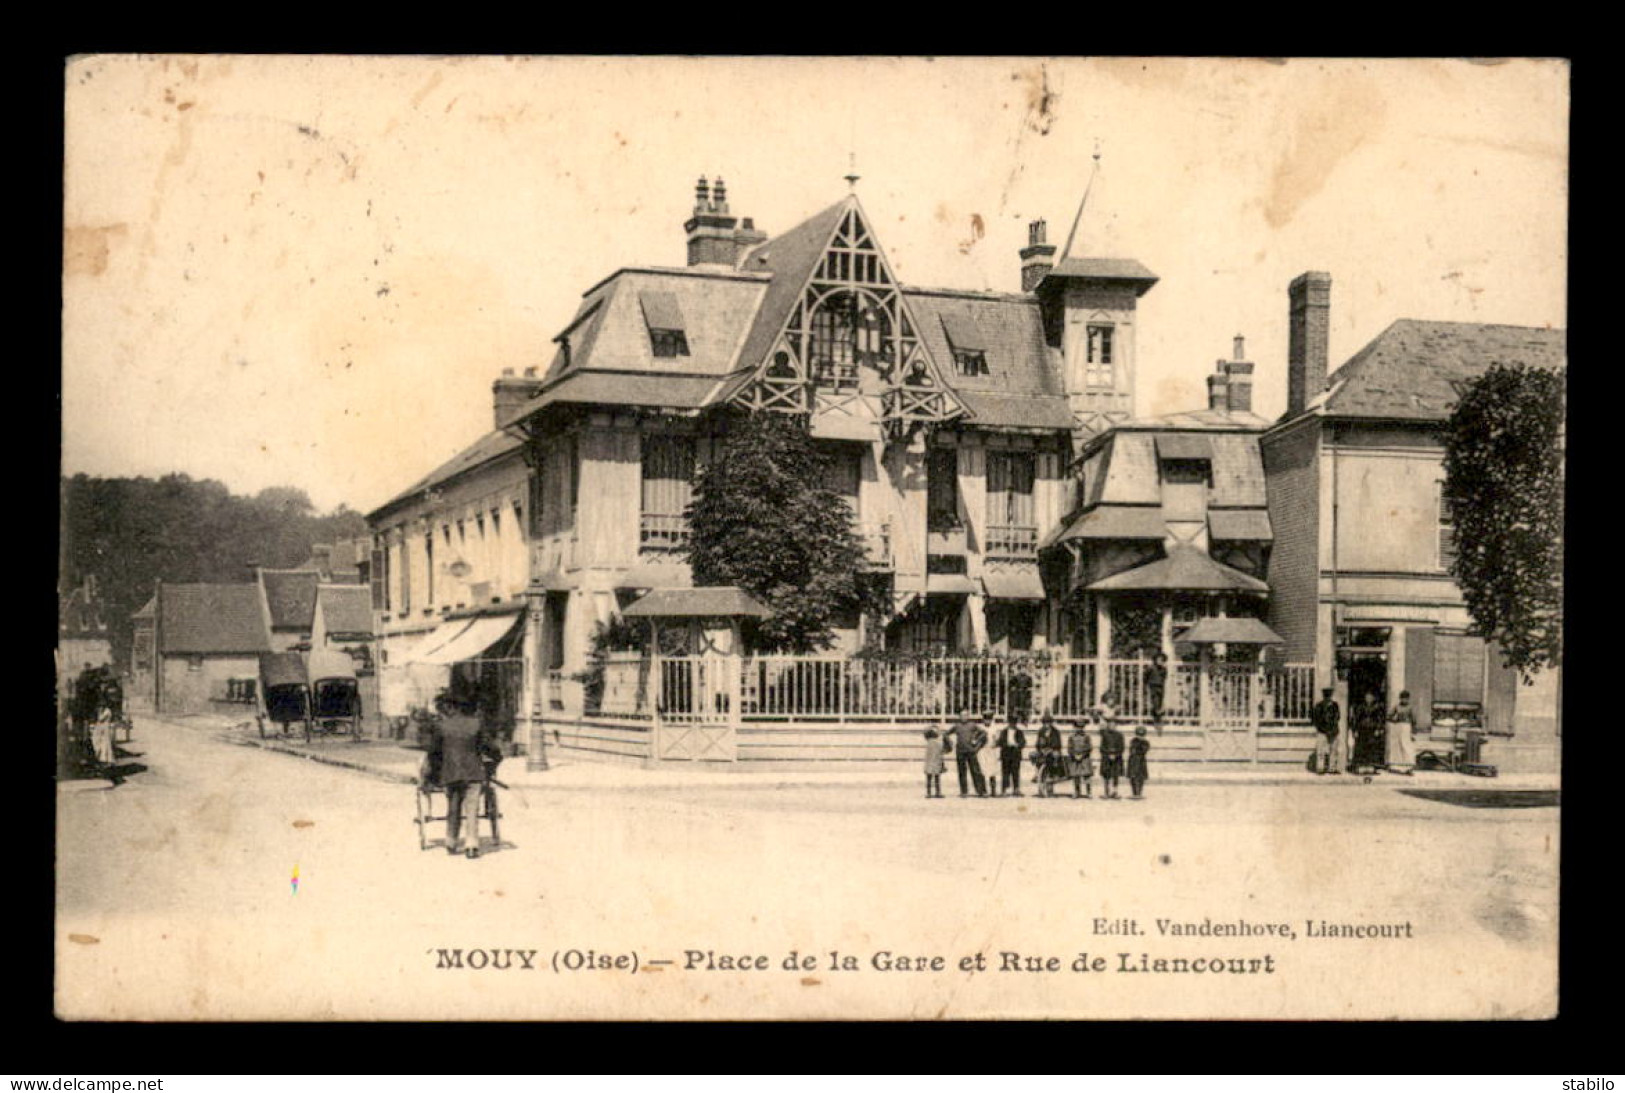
[641, 434, 695, 555]
[986, 451, 1037, 558]
[1437, 484, 1458, 573]
[425, 530, 435, 607]
[1432, 631, 1486, 726]
[927, 447, 961, 531]
[370, 546, 387, 611]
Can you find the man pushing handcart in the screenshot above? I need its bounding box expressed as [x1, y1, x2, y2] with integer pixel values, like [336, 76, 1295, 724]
[416, 690, 506, 858]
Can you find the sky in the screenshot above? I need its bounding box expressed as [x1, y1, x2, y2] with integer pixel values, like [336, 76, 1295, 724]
[62, 56, 1568, 515]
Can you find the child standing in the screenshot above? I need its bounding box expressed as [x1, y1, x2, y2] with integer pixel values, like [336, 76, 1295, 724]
[922, 725, 946, 799]
[1127, 726, 1151, 800]
[1098, 716, 1126, 800]
[1066, 720, 1094, 798]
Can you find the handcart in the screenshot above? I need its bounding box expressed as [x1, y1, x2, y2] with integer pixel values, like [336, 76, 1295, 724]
[256, 652, 310, 740]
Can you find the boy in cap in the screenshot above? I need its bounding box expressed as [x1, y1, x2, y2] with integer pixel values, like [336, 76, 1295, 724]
[1127, 726, 1151, 800]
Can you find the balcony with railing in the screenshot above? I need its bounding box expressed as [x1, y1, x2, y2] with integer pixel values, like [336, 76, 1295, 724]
[985, 524, 1039, 561]
[639, 513, 690, 557]
[860, 522, 893, 568]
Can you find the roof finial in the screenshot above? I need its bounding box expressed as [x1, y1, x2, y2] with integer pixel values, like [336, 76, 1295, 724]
[1059, 139, 1102, 263]
[844, 152, 860, 192]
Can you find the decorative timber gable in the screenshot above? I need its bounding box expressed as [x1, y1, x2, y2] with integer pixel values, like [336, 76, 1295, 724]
[730, 198, 968, 440]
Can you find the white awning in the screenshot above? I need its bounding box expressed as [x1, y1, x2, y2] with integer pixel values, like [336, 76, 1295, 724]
[411, 614, 521, 665]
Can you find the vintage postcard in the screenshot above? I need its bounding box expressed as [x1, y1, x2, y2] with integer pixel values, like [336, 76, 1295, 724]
[58, 55, 1566, 1021]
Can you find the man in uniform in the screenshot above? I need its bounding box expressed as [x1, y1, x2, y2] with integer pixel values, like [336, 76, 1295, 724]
[995, 711, 1028, 797]
[1311, 687, 1343, 775]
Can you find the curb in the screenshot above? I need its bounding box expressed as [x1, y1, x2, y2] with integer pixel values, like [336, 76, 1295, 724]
[219, 732, 419, 785]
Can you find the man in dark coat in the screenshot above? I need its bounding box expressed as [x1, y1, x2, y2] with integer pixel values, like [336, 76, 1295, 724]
[944, 709, 986, 798]
[427, 693, 502, 857]
[1311, 687, 1343, 775]
[995, 713, 1028, 797]
[1145, 652, 1169, 729]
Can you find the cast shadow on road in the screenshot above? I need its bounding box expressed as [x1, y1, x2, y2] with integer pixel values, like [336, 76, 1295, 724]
[1397, 788, 1560, 809]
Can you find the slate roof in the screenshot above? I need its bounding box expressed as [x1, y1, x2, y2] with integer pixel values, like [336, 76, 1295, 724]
[1316, 319, 1566, 422]
[1087, 546, 1269, 594]
[1042, 505, 1167, 548]
[1039, 257, 1159, 294]
[1091, 431, 1268, 509]
[260, 569, 320, 631]
[372, 429, 526, 517]
[317, 584, 374, 636]
[1176, 616, 1284, 644]
[904, 289, 1069, 429]
[158, 584, 272, 655]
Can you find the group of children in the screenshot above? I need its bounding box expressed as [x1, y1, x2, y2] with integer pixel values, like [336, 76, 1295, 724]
[922, 703, 1152, 802]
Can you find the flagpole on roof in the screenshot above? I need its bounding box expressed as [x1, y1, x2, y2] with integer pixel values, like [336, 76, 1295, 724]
[1058, 140, 1101, 264]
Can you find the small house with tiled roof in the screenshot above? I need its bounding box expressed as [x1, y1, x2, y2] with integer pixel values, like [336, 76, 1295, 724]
[1260, 274, 1565, 771]
[149, 582, 272, 717]
[256, 568, 321, 652]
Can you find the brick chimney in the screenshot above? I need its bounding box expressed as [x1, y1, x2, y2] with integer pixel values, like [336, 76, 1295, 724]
[493, 367, 545, 429]
[1287, 272, 1332, 417]
[685, 175, 742, 267]
[1206, 366, 1230, 412]
[1020, 219, 1057, 292]
[1223, 334, 1254, 413]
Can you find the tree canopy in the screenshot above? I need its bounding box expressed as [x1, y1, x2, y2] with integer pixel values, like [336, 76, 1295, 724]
[1442, 364, 1564, 679]
[683, 413, 889, 652]
[60, 473, 368, 669]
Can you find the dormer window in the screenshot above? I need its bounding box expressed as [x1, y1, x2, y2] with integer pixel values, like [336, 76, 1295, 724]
[941, 313, 990, 377]
[640, 291, 690, 358]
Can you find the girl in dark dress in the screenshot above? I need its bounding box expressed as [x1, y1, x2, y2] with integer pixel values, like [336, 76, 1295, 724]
[1127, 727, 1151, 800]
[1065, 721, 1094, 799]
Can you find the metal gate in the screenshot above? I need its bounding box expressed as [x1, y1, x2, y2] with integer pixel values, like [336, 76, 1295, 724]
[653, 656, 737, 762]
[1202, 664, 1258, 761]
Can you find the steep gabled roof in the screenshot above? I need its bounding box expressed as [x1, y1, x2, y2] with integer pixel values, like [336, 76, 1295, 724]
[158, 584, 272, 655]
[261, 569, 320, 631]
[1318, 319, 1565, 422]
[726, 199, 851, 389]
[316, 583, 374, 636]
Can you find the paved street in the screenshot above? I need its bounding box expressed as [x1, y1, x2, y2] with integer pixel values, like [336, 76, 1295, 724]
[57, 716, 1558, 1021]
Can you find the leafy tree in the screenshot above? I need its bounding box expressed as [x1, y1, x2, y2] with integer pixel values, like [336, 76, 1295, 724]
[1442, 364, 1564, 679]
[684, 413, 890, 652]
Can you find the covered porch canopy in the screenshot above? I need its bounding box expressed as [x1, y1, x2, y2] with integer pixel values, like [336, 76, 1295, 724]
[1175, 616, 1284, 646]
[622, 586, 773, 655]
[1082, 546, 1269, 662]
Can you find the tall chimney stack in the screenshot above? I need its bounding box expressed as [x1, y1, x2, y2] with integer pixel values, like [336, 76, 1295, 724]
[1287, 271, 1332, 417]
[1020, 219, 1057, 292]
[1223, 334, 1254, 413]
[493, 367, 546, 429]
[685, 174, 742, 267]
[1207, 366, 1230, 412]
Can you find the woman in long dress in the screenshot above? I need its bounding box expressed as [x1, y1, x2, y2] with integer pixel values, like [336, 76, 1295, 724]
[1385, 690, 1418, 775]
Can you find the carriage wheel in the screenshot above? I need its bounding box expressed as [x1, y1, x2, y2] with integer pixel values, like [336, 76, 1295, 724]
[303, 716, 313, 744]
[415, 787, 431, 850]
[257, 716, 267, 740]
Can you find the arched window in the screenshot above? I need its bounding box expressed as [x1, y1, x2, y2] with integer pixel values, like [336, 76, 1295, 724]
[809, 290, 892, 390]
